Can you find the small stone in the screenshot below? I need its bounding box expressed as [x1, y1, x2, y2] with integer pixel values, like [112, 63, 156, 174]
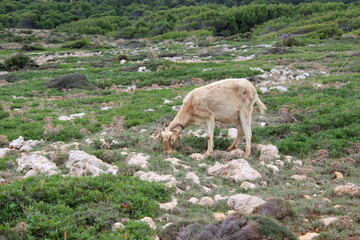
[126, 152, 150, 168]
[334, 182, 359, 196]
[199, 163, 208, 169]
[190, 153, 205, 161]
[258, 144, 280, 161]
[159, 197, 178, 211]
[284, 155, 293, 163]
[299, 232, 319, 240]
[140, 217, 156, 230]
[214, 194, 228, 202]
[291, 175, 307, 181]
[293, 160, 303, 166]
[303, 195, 312, 200]
[227, 128, 237, 139]
[266, 164, 279, 173]
[322, 198, 331, 203]
[162, 222, 174, 229]
[112, 222, 125, 231]
[227, 194, 265, 215]
[320, 217, 338, 227]
[185, 172, 200, 185]
[335, 172, 344, 179]
[240, 182, 256, 190]
[213, 212, 226, 221]
[333, 205, 342, 209]
[198, 197, 214, 206]
[9, 136, 24, 149]
[275, 160, 284, 167]
[260, 181, 268, 186]
[188, 197, 199, 204]
[201, 185, 212, 193]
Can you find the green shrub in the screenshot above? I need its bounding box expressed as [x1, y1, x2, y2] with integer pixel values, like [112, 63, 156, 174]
[0, 174, 172, 239]
[3, 53, 37, 71]
[20, 44, 46, 51]
[61, 38, 92, 49]
[276, 36, 307, 47]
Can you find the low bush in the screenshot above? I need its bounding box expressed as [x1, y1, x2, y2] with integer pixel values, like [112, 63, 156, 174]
[0, 174, 172, 239]
[61, 38, 92, 49]
[3, 53, 37, 71]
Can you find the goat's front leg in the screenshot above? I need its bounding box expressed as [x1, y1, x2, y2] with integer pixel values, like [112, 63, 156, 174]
[204, 117, 215, 156]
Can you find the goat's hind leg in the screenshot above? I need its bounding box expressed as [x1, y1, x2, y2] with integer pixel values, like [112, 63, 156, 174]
[227, 123, 244, 151]
[240, 107, 253, 158]
[204, 115, 215, 156]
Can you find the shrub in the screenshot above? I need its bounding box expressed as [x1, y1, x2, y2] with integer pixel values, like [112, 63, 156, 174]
[20, 44, 46, 51]
[44, 73, 95, 90]
[276, 36, 307, 47]
[61, 38, 92, 49]
[3, 53, 37, 71]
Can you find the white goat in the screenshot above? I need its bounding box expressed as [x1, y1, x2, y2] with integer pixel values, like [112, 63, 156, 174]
[157, 78, 267, 157]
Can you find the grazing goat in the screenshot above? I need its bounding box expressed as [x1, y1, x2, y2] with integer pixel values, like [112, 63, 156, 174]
[157, 78, 267, 157]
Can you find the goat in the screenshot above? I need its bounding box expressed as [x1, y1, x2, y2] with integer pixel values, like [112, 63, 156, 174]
[157, 78, 267, 157]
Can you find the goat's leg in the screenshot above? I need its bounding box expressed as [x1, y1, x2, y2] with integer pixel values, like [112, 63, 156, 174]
[240, 108, 253, 158]
[227, 123, 244, 151]
[204, 116, 215, 156]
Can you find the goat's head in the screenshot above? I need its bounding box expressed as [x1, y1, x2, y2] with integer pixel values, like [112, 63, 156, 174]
[156, 123, 184, 155]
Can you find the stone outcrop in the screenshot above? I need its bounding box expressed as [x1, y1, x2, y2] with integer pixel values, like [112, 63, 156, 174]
[227, 194, 265, 215]
[16, 153, 58, 178]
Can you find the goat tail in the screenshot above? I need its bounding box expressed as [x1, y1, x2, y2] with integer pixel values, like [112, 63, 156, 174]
[255, 97, 267, 115]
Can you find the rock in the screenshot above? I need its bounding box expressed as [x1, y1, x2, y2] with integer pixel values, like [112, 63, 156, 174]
[58, 113, 86, 121]
[322, 197, 331, 203]
[162, 222, 174, 229]
[159, 197, 178, 211]
[227, 128, 238, 139]
[275, 160, 284, 167]
[198, 197, 214, 206]
[190, 153, 205, 161]
[45, 73, 95, 90]
[284, 155, 293, 163]
[227, 194, 265, 215]
[20, 139, 44, 151]
[9, 136, 25, 149]
[16, 153, 58, 178]
[260, 87, 268, 93]
[334, 182, 360, 196]
[320, 217, 338, 227]
[213, 212, 226, 221]
[291, 175, 307, 181]
[120, 59, 126, 64]
[335, 172, 344, 179]
[260, 181, 268, 186]
[299, 232, 320, 240]
[207, 159, 261, 182]
[134, 171, 177, 187]
[188, 197, 199, 204]
[269, 86, 288, 92]
[230, 149, 245, 158]
[125, 152, 150, 168]
[138, 66, 151, 73]
[240, 182, 257, 190]
[140, 217, 156, 230]
[303, 195, 312, 200]
[293, 160, 303, 166]
[266, 164, 280, 173]
[164, 158, 190, 169]
[199, 163, 208, 169]
[0, 148, 13, 158]
[258, 144, 280, 161]
[185, 172, 200, 185]
[112, 222, 125, 231]
[214, 194, 229, 202]
[201, 185, 212, 193]
[65, 150, 118, 177]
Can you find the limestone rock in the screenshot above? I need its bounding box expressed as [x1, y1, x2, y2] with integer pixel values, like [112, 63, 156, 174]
[334, 182, 359, 196]
[0, 148, 13, 158]
[112, 222, 125, 231]
[9, 136, 25, 149]
[266, 164, 279, 173]
[198, 197, 214, 206]
[299, 232, 320, 240]
[188, 197, 199, 204]
[228, 128, 237, 139]
[291, 175, 307, 181]
[126, 152, 150, 168]
[17, 153, 58, 178]
[190, 153, 205, 161]
[207, 159, 261, 182]
[214, 194, 229, 202]
[240, 182, 257, 190]
[20, 139, 44, 151]
[320, 217, 338, 227]
[164, 158, 190, 169]
[159, 197, 178, 211]
[227, 194, 265, 215]
[258, 144, 280, 161]
[134, 171, 177, 187]
[185, 172, 200, 185]
[140, 217, 156, 230]
[213, 212, 226, 221]
[65, 150, 118, 177]
[335, 172, 344, 179]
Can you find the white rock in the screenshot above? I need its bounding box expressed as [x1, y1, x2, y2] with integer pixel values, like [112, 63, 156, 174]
[112, 222, 125, 231]
[126, 152, 150, 168]
[198, 197, 214, 206]
[201, 185, 212, 193]
[162, 222, 174, 229]
[260, 87, 268, 93]
[199, 163, 208, 169]
[213, 212, 226, 221]
[20, 139, 44, 152]
[17, 153, 58, 177]
[227, 128, 238, 139]
[279, 76, 287, 82]
[295, 75, 306, 80]
[250, 67, 265, 72]
[293, 160, 303, 166]
[101, 106, 112, 110]
[163, 99, 172, 104]
[266, 164, 280, 173]
[190, 153, 205, 161]
[275, 160, 284, 167]
[140, 217, 156, 230]
[171, 105, 180, 112]
[9, 136, 25, 149]
[258, 144, 280, 161]
[164, 158, 191, 169]
[120, 59, 126, 64]
[159, 197, 178, 210]
[214, 194, 229, 202]
[240, 182, 257, 190]
[227, 194, 265, 214]
[284, 155, 293, 163]
[0, 148, 13, 158]
[66, 150, 118, 176]
[188, 197, 199, 204]
[207, 159, 261, 182]
[185, 172, 200, 185]
[299, 232, 320, 240]
[320, 217, 338, 227]
[269, 86, 288, 92]
[334, 182, 360, 196]
[291, 175, 307, 181]
[135, 171, 177, 187]
[138, 66, 151, 73]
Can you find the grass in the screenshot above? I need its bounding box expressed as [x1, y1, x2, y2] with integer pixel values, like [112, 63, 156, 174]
[0, 30, 359, 239]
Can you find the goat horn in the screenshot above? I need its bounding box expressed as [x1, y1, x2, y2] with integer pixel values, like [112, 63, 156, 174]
[170, 123, 184, 132]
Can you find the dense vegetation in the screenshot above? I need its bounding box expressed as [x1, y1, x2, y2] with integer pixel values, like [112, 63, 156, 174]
[1, 1, 359, 39]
